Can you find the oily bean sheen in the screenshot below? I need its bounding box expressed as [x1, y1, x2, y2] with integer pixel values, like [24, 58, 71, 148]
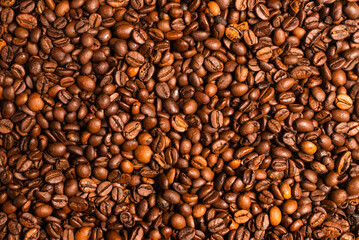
[0, 1, 358, 240]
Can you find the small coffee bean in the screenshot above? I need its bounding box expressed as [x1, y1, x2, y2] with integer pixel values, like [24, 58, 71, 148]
[282, 200, 298, 215]
[335, 94, 353, 110]
[346, 177, 359, 195]
[234, 210, 252, 224]
[0, 119, 13, 134]
[75, 227, 92, 240]
[227, 25, 245, 42]
[0, 0, 16, 7]
[79, 178, 97, 193]
[269, 206, 282, 226]
[171, 115, 188, 132]
[301, 141, 317, 155]
[16, 13, 37, 29]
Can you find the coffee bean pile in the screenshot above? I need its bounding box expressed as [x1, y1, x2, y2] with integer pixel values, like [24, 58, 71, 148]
[0, 0, 359, 239]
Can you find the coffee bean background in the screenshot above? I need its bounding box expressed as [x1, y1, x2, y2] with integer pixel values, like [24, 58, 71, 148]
[0, 0, 359, 239]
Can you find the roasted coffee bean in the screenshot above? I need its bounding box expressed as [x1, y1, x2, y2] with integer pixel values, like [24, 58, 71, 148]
[208, 218, 226, 233]
[45, 170, 65, 184]
[234, 210, 253, 224]
[79, 178, 97, 193]
[19, 213, 37, 228]
[155, 82, 170, 99]
[0, 119, 13, 134]
[69, 197, 88, 212]
[109, 115, 125, 132]
[158, 66, 175, 82]
[123, 121, 142, 139]
[125, 51, 145, 67]
[0, 0, 16, 7]
[16, 13, 37, 29]
[226, 23, 248, 41]
[204, 56, 224, 72]
[178, 227, 195, 240]
[97, 181, 113, 197]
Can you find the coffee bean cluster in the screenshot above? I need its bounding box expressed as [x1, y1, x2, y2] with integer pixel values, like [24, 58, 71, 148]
[0, 0, 359, 239]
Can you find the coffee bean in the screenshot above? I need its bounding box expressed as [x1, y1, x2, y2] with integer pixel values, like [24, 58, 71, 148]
[75, 227, 92, 240]
[157, 66, 175, 82]
[8, 219, 22, 235]
[19, 213, 37, 228]
[269, 207, 281, 226]
[282, 16, 299, 32]
[79, 178, 97, 193]
[0, 119, 13, 133]
[331, 25, 349, 40]
[45, 170, 65, 184]
[130, 226, 144, 240]
[256, 47, 272, 61]
[97, 181, 113, 196]
[234, 210, 253, 224]
[125, 51, 145, 67]
[123, 121, 142, 139]
[322, 220, 344, 238]
[208, 218, 226, 233]
[0, 0, 16, 7]
[226, 23, 248, 42]
[178, 227, 195, 240]
[162, 189, 180, 204]
[24, 228, 40, 240]
[69, 197, 88, 212]
[16, 13, 37, 29]
[171, 115, 188, 132]
[155, 82, 170, 99]
[109, 115, 125, 132]
[335, 94, 353, 110]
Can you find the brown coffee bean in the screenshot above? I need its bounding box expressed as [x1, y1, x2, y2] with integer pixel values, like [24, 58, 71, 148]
[69, 197, 89, 212]
[77, 75, 96, 92]
[47, 143, 66, 156]
[16, 13, 37, 29]
[204, 56, 223, 72]
[178, 227, 195, 240]
[346, 177, 359, 195]
[45, 170, 65, 184]
[125, 51, 145, 67]
[208, 218, 226, 232]
[24, 228, 40, 240]
[276, 78, 295, 92]
[134, 145, 153, 163]
[79, 178, 97, 193]
[158, 66, 175, 82]
[256, 47, 272, 61]
[269, 206, 281, 226]
[171, 115, 188, 132]
[335, 94, 353, 110]
[234, 210, 252, 224]
[109, 115, 125, 132]
[155, 82, 170, 99]
[0, 119, 13, 134]
[75, 227, 92, 240]
[225, 23, 248, 42]
[331, 25, 349, 40]
[97, 181, 113, 196]
[136, 184, 153, 198]
[122, 121, 142, 139]
[0, 0, 16, 7]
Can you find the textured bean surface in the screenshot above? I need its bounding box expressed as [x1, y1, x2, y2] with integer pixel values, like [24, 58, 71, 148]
[0, 0, 359, 239]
